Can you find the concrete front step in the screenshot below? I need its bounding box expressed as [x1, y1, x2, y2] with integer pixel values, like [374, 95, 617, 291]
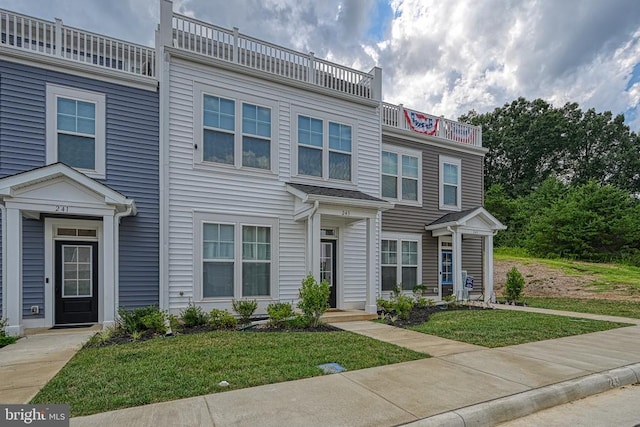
[322, 310, 378, 323]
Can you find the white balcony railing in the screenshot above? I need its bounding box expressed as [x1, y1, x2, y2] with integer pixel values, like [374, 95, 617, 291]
[171, 13, 375, 100]
[0, 9, 156, 78]
[382, 102, 482, 147]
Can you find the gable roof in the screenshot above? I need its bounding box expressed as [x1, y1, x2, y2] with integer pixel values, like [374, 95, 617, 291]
[286, 183, 392, 210]
[425, 206, 506, 232]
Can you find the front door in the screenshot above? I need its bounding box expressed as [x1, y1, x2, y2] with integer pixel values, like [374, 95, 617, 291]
[441, 249, 453, 297]
[320, 240, 337, 308]
[55, 241, 99, 324]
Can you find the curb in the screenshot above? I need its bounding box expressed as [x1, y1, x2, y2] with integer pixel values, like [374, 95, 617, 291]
[403, 363, 640, 426]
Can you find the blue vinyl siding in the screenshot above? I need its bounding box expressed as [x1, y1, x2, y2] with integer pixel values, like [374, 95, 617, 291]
[0, 59, 159, 317]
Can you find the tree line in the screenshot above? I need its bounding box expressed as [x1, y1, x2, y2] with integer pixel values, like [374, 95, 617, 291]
[458, 98, 640, 264]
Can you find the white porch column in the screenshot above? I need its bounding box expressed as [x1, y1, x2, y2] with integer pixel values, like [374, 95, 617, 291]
[483, 234, 495, 303]
[5, 208, 23, 336]
[453, 229, 463, 300]
[365, 217, 377, 314]
[102, 214, 116, 328]
[306, 213, 321, 279]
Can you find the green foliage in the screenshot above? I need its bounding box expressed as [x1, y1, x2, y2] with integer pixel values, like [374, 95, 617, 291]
[394, 295, 415, 320]
[180, 304, 209, 327]
[167, 314, 180, 332]
[0, 336, 17, 347]
[209, 309, 237, 329]
[86, 327, 115, 348]
[415, 297, 435, 309]
[118, 306, 167, 335]
[231, 299, 258, 324]
[0, 317, 8, 336]
[442, 295, 456, 303]
[504, 267, 525, 302]
[297, 274, 330, 328]
[378, 288, 416, 321]
[266, 302, 295, 327]
[377, 298, 393, 313]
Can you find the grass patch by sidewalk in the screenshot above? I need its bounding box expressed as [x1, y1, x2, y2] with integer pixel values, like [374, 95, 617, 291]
[523, 297, 640, 319]
[409, 310, 631, 348]
[31, 330, 425, 417]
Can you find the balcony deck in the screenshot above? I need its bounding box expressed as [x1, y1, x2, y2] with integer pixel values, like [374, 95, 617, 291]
[1, 8, 156, 79]
[382, 102, 482, 148]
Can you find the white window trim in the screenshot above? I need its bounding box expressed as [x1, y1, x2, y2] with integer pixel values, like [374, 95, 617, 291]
[439, 155, 462, 211]
[193, 212, 279, 301]
[193, 83, 278, 175]
[381, 144, 422, 206]
[291, 105, 358, 186]
[46, 84, 106, 179]
[380, 232, 422, 292]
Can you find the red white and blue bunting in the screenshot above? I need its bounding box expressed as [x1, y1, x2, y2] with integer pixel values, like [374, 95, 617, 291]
[404, 110, 439, 135]
[447, 123, 476, 144]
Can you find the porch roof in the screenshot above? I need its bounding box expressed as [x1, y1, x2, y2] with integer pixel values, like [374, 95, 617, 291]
[286, 183, 393, 210]
[425, 206, 506, 236]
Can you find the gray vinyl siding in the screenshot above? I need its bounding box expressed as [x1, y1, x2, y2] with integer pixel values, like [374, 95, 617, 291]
[0, 59, 159, 316]
[462, 236, 483, 291]
[381, 134, 485, 289]
[0, 210, 2, 318]
[23, 220, 45, 318]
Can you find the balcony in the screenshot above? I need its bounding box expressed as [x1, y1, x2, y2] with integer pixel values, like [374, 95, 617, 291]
[169, 12, 379, 102]
[382, 102, 482, 148]
[0, 9, 156, 78]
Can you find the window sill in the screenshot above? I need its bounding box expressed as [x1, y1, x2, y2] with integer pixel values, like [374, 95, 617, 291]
[289, 175, 358, 190]
[193, 161, 279, 180]
[439, 205, 461, 212]
[383, 198, 422, 208]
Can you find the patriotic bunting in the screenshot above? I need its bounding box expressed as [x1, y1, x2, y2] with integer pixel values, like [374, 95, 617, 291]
[404, 110, 439, 135]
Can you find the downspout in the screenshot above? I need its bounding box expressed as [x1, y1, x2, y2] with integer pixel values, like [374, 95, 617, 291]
[113, 205, 133, 316]
[0, 202, 6, 323]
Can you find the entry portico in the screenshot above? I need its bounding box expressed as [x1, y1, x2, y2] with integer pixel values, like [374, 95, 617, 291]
[425, 207, 506, 303]
[286, 183, 392, 313]
[0, 163, 136, 336]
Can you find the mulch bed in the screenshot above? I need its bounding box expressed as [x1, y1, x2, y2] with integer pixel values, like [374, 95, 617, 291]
[379, 304, 488, 328]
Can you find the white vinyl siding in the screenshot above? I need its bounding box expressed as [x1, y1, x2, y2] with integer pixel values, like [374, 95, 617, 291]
[46, 84, 105, 179]
[169, 62, 380, 312]
[439, 155, 462, 210]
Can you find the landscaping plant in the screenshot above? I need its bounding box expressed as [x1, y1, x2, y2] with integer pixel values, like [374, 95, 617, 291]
[504, 266, 525, 303]
[118, 306, 167, 335]
[231, 299, 258, 324]
[266, 302, 295, 327]
[0, 318, 17, 348]
[180, 304, 209, 327]
[209, 309, 237, 329]
[297, 274, 330, 328]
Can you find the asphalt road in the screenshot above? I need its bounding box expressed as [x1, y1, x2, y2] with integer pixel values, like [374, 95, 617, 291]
[500, 384, 640, 427]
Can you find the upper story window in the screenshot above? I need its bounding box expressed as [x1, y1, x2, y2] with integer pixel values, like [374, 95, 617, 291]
[295, 113, 353, 182]
[46, 84, 106, 179]
[196, 84, 275, 173]
[382, 145, 422, 206]
[439, 155, 461, 210]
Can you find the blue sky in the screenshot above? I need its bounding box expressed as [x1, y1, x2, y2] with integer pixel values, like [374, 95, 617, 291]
[2, 0, 640, 131]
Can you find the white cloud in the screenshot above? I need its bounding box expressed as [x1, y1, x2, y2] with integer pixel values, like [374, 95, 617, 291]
[3, 0, 640, 130]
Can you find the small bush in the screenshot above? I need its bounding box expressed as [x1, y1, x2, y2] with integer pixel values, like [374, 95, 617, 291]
[267, 302, 294, 327]
[297, 274, 330, 328]
[377, 298, 393, 313]
[504, 266, 525, 302]
[415, 297, 434, 309]
[86, 327, 115, 347]
[167, 314, 180, 332]
[181, 304, 209, 327]
[0, 335, 18, 347]
[394, 295, 414, 320]
[284, 315, 309, 329]
[118, 306, 166, 334]
[209, 309, 237, 329]
[232, 299, 258, 324]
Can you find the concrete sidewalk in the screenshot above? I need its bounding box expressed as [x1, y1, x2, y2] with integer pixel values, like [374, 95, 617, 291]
[0, 327, 97, 404]
[68, 311, 640, 427]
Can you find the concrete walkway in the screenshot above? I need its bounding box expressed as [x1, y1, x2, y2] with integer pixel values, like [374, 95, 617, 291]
[2, 307, 640, 426]
[493, 303, 640, 325]
[0, 327, 97, 404]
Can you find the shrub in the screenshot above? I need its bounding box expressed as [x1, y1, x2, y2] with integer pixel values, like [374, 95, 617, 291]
[118, 306, 167, 334]
[394, 295, 414, 320]
[167, 314, 180, 332]
[504, 266, 525, 302]
[181, 304, 209, 327]
[297, 274, 330, 328]
[86, 327, 115, 347]
[377, 298, 393, 313]
[232, 299, 258, 324]
[0, 336, 18, 347]
[415, 297, 434, 309]
[267, 302, 294, 327]
[209, 309, 237, 329]
[284, 315, 309, 329]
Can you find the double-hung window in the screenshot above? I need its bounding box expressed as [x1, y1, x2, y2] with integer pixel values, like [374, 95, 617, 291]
[197, 214, 277, 300]
[381, 234, 421, 291]
[297, 114, 353, 182]
[46, 84, 106, 178]
[439, 156, 461, 210]
[198, 85, 274, 172]
[382, 146, 421, 205]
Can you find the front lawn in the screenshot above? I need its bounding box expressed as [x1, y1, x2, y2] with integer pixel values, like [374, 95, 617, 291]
[31, 330, 426, 416]
[409, 309, 631, 347]
[522, 297, 640, 319]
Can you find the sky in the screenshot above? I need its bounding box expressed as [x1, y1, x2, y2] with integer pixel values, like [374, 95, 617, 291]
[3, 0, 640, 131]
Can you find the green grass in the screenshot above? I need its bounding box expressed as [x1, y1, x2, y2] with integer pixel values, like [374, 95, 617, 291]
[522, 297, 640, 319]
[409, 310, 630, 348]
[31, 331, 426, 417]
[494, 247, 640, 293]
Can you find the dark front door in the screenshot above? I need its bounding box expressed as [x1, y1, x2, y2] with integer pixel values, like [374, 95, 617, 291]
[55, 241, 99, 325]
[320, 240, 337, 308]
[441, 249, 453, 297]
